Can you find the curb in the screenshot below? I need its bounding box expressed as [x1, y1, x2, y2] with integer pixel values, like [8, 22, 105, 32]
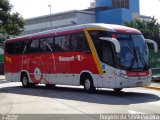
[143, 86, 160, 91]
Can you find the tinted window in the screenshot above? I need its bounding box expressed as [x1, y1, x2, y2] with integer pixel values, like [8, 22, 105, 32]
[62, 36, 70, 51]
[101, 41, 114, 66]
[5, 42, 15, 54]
[5, 41, 25, 54]
[54, 35, 70, 51]
[40, 37, 53, 53]
[89, 31, 111, 58]
[70, 33, 90, 52]
[89, 30, 111, 47]
[16, 41, 26, 54]
[25, 39, 39, 54]
[54, 36, 62, 51]
[89, 31, 114, 66]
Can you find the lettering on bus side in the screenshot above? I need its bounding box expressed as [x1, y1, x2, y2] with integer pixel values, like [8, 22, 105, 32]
[59, 55, 84, 62]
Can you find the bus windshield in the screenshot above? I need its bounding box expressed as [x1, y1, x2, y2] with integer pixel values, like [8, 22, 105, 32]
[89, 30, 150, 71]
[117, 34, 149, 71]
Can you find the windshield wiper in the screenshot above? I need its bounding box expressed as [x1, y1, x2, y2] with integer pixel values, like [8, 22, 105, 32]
[129, 48, 138, 70]
[125, 46, 138, 70]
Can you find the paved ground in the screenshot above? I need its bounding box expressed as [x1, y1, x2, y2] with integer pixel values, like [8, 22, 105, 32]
[1, 75, 159, 89]
[0, 76, 160, 120]
[0, 76, 5, 80]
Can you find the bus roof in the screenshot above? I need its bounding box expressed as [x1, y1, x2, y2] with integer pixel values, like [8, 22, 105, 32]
[5, 23, 141, 42]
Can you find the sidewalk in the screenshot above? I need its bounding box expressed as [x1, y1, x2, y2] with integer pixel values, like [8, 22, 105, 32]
[144, 81, 160, 90]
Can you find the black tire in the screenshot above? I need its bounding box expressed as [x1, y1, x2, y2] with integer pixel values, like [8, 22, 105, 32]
[45, 84, 55, 88]
[83, 75, 95, 93]
[21, 74, 30, 88]
[29, 83, 36, 87]
[114, 88, 122, 93]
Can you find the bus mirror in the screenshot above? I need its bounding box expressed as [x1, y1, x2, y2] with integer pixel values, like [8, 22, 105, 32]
[100, 37, 121, 53]
[145, 39, 158, 53]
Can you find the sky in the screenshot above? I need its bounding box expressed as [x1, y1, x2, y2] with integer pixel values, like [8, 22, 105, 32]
[9, 0, 160, 22]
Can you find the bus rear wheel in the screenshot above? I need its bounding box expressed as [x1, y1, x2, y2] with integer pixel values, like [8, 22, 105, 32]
[83, 75, 95, 93]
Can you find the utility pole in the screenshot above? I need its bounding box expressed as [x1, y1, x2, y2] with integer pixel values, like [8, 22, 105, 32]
[48, 4, 52, 29]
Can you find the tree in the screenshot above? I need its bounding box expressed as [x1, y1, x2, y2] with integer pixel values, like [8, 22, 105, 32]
[124, 17, 160, 47]
[0, 0, 24, 46]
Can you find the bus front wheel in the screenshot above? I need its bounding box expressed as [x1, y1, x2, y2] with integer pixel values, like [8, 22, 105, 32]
[114, 88, 122, 93]
[83, 75, 95, 93]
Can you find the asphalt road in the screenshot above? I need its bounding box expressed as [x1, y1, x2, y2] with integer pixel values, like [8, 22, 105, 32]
[0, 80, 160, 120]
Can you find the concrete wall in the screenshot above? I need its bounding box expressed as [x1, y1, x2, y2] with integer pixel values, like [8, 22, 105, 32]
[23, 11, 96, 35]
[24, 18, 77, 30]
[76, 12, 95, 24]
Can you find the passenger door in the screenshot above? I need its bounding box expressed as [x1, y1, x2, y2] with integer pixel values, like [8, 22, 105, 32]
[100, 41, 116, 88]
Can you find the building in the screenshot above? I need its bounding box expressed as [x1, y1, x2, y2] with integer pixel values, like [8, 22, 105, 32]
[95, 0, 140, 24]
[23, 10, 95, 35]
[23, 0, 140, 35]
[140, 15, 152, 22]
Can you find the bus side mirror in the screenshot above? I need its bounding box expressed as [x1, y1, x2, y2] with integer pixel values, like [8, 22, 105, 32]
[100, 37, 121, 53]
[145, 39, 158, 53]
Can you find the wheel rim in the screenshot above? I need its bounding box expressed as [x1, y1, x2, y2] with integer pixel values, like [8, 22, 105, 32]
[85, 79, 91, 90]
[22, 77, 28, 86]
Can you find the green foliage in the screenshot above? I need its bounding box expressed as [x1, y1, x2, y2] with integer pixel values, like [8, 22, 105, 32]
[149, 50, 160, 75]
[124, 17, 160, 47]
[3, 12, 24, 36]
[0, 0, 24, 46]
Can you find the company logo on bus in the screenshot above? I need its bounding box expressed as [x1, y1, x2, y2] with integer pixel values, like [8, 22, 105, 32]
[59, 55, 83, 62]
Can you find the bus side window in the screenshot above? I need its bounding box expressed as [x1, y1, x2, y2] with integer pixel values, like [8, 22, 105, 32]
[89, 30, 111, 59]
[54, 35, 70, 51]
[5, 42, 15, 54]
[5, 41, 25, 55]
[15, 41, 26, 54]
[25, 39, 39, 54]
[54, 36, 62, 51]
[61, 36, 70, 51]
[101, 41, 114, 66]
[70, 35, 77, 51]
[40, 37, 53, 53]
[70, 33, 90, 52]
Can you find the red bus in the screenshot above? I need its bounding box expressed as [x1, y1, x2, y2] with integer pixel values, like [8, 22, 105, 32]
[4, 23, 158, 92]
